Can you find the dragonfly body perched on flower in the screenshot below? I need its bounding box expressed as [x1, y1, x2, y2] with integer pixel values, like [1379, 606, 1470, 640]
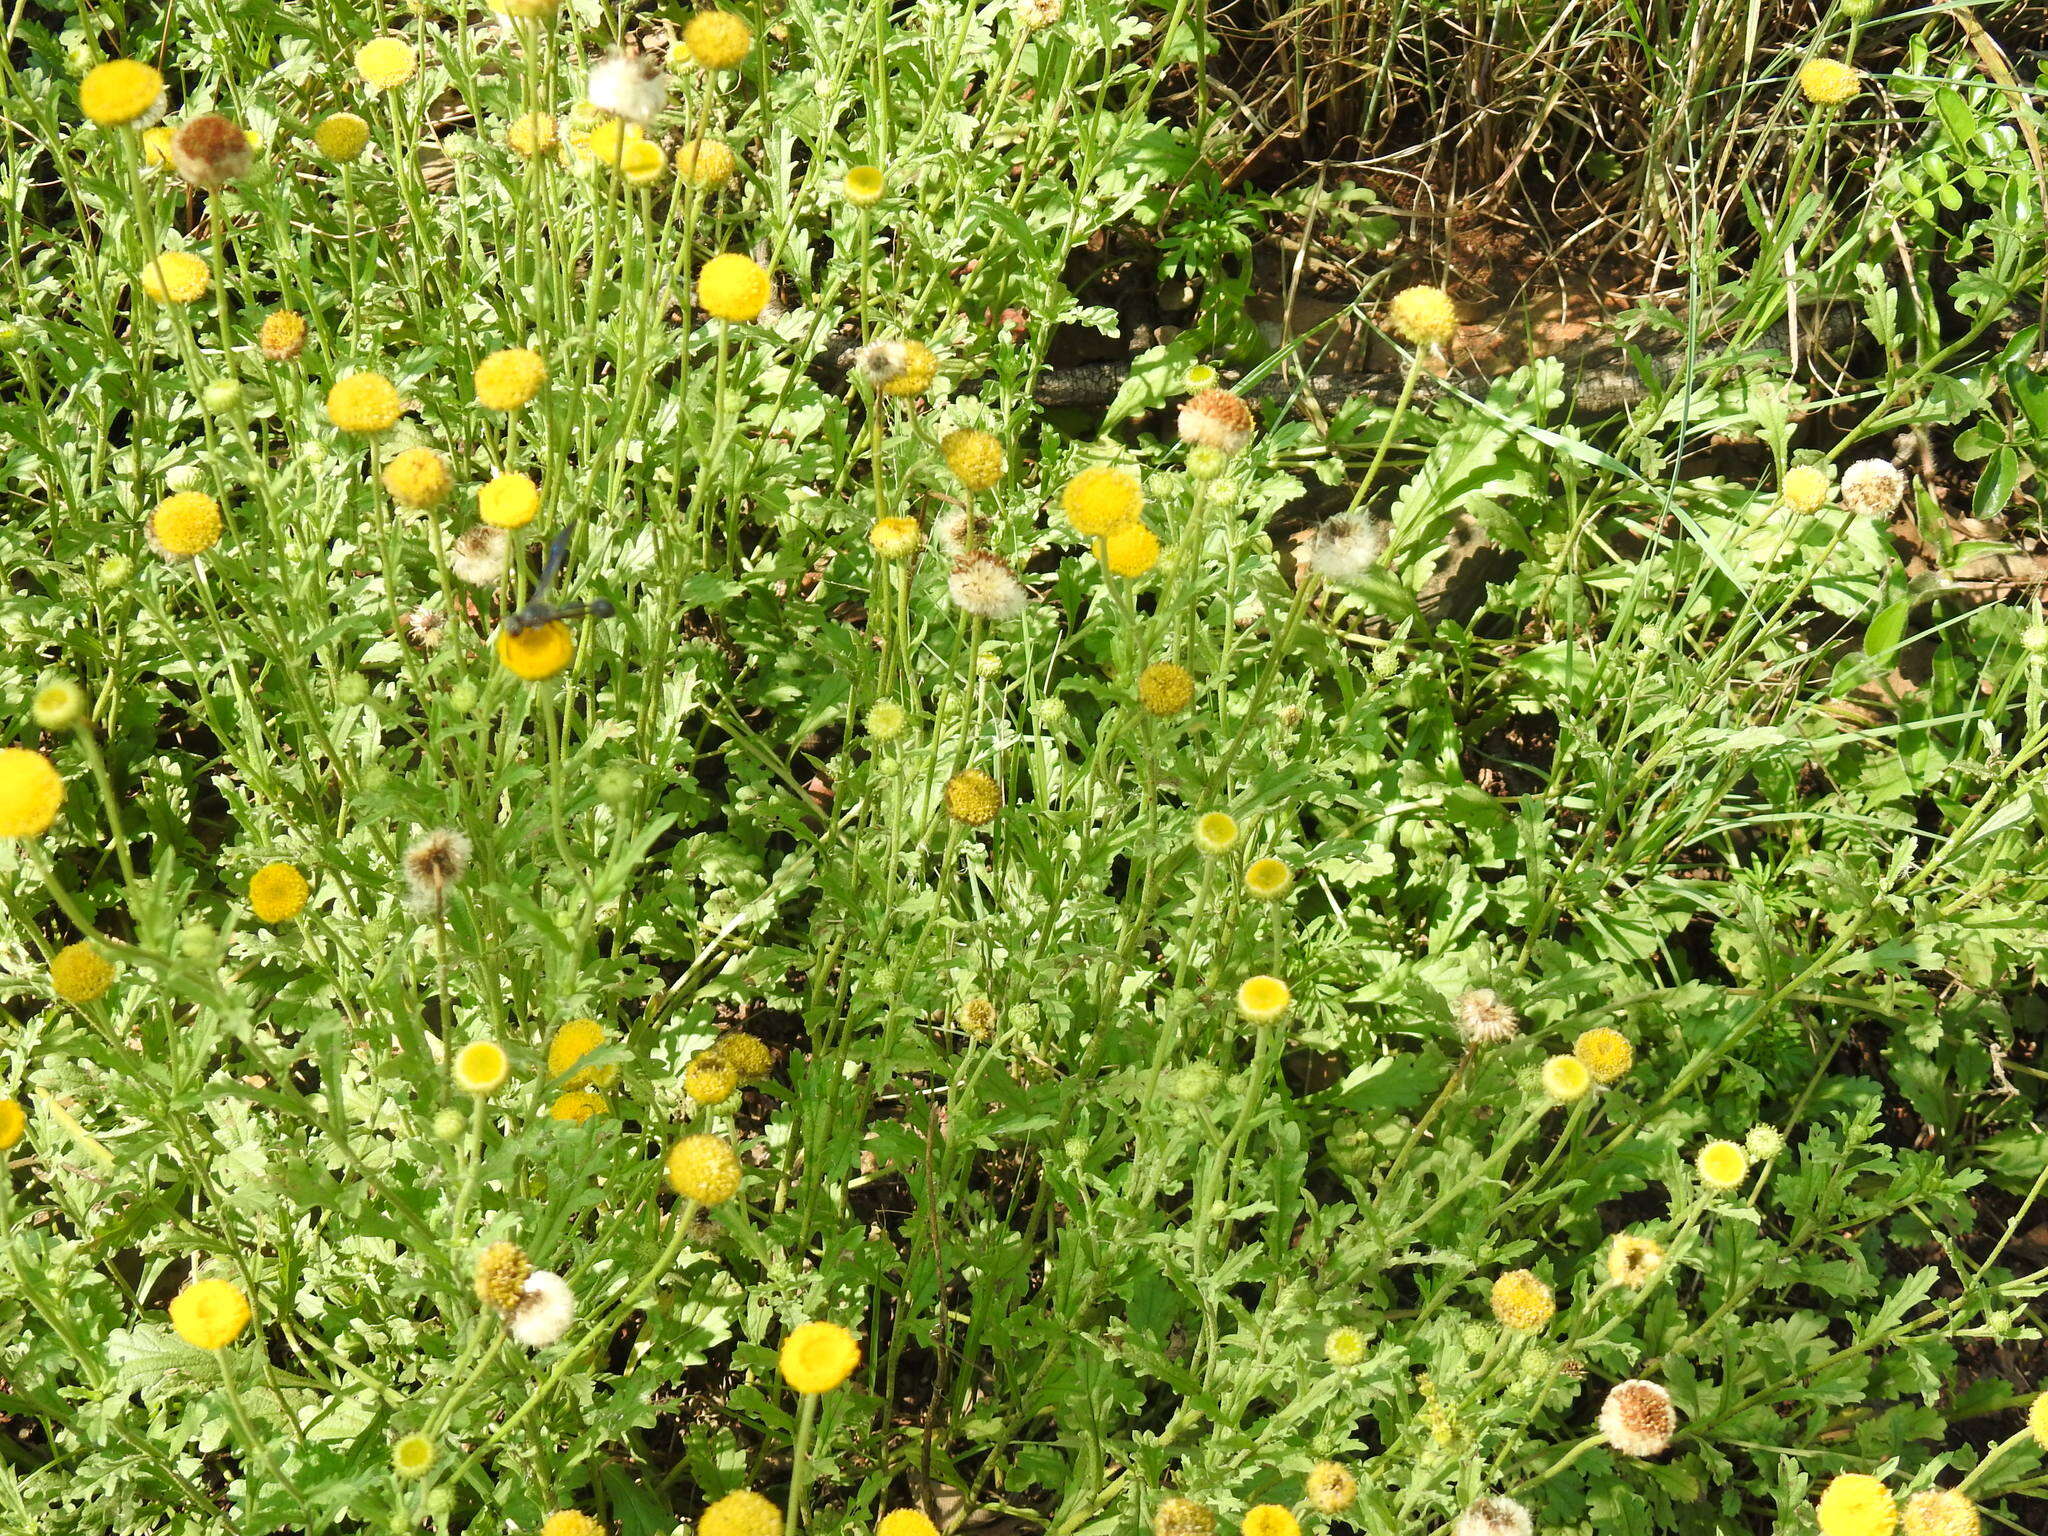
[504, 526, 615, 635]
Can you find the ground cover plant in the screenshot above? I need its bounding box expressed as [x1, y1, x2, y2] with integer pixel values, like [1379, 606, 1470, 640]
[5, 0, 2048, 1533]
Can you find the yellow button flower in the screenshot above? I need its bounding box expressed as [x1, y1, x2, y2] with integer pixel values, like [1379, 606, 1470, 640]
[675, 139, 739, 189]
[943, 769, 1001, 826]
[1798, 58, 1861, 106]
[1541, 1054, 1591, 1102]
[1489, 1269, 1555, 1331]
[382, 447, 453, 509]
[547, 1018, 618, 1088]
[1386, 284, 1459, 347]
[700, 1491, 779, 1536]
[1102, 521, 1160, 578]
[452, 1040, 510, 1096]
[1573, 1026, 1634, 1084]
[1817, 1474, 1896, 1536]
[149, 491, 222, 559]
[0, 1098, 24, 1150]
[50, 942, 116, 1004]
[169, 1278, 251, 1349]
[1696, 1139, 1749, 1190]
[1236, 974, 1291, 1024]
[139, 250, 210, 304]
[1062, 466, 1142, 537]
[1137, 662, 1193, 717]
[0, 749, 64, 838]
[1192, 811, 1239, 853]
[326, 371, 404, 433]
[941, 429, 1004, 492]
[80, 60, 166, 128]
[497, 620, 575, 680]
[479, 472, 541, 528]
[684, 10, 753, 69]
[248, 861, 309, 923]
[550, 1090, 609, 1124]
[778, 1320, 861, 1393]
[356, 36, 418, 91]
[697, 253, 771, 322]
[666, 1133, 742, 1204]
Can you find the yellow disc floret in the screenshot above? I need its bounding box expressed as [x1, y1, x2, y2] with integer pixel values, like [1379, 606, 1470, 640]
[1573, 1027, 1634, 1084]
[248, 861, 309, 923]
[779, 1320, 862, 1393]
[666, 1133, 743, 1204]
[382, 447, 453, 509]
[0, 750, 64, 838]
[698, 253, 771, 322]
[313, 112, 371, 161]
[50, 943, 116, 1004]
[326, 371, 404, 433]
[1386, 284, 1459, 348]
[139, 251, 210, 304]
[1489, 1269, 1555, 1331]
[479, 472, 541, 528]
[942, 429, 1004, 492]
[169, 1278, 251, 1349]
[1816, 1474, 1897, 1536]
[497, 621, 575, 680]
[1696, 1139, 1749, 1190]
[1137, 662, 1194, 716]
[474, 347, 547, 410]
[1236, 974, 1291, 1024]
[1798, 58, 1861, 106]
[1062, 466, 1142, 537]
[684, 11, 754, 69]
[700, 1492, 780, 1536]
[356, 36, 418, 91]
[675, 139, 739, 189]
[149, 492, 222, 558]
[81, 60, 166, 128]
[943, 769, 1001, 826]
[547, 1018, 618, 1088]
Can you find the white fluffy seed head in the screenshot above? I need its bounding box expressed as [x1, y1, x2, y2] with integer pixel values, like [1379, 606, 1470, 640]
[1301, 514, 1383, 585]
[587, 52, 668, 125]
[1454, 1498, 1532, 1536]
[1598, 1378, 1677, 1457]
[449, 525, 510, 586]
[948, 553, 1028, 621]
[508, 1270, 577, 1347]
[1839, 457, 1907, 518]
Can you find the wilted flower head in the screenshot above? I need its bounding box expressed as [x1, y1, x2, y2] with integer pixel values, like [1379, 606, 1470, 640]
[1300, 514, 1383, 585]
[1151, 1498, 1214, 1536]
[1606, 1233, 1666, 1289]
[449, 525, 510, 586]
[508, 1270, 577, 1347]
[1454, 988, 1517, 1046]
[588, 51, 668, 124]
[170, 113, 255, 189]
[1453, 1498, 1532, 1536]
[1598, 1379, 1677, 1457]
[948, 552, 1028, 621]
[403, 829, 471, 910]
[1840, 458, 1907, 518]
[1178, 389, 1255, 454]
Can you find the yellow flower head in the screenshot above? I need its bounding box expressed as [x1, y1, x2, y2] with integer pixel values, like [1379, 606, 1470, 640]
[1322, 1324, 1368, 1365]
[1137, 662, 1194, 716]
[879, 340, 938, 398]
[313, 112, 371, 161]
[1236, 974, 1291, 1024]
[32, 679, 85, 731]
[1193, 811, 1239, 853]
[1062, 466, 1142, 536]
[547, 1018, 617, 1088]
[1696, 1139, 1749, 1190]
[1305, 1462, 1357, 1516]
[50, 942, 116, 1004]
[700, 1492, 780, 1536]
[943, 769, 1001, 826]
[508, 113, 558, 157]
[1102, 521, 1160, 578]
[1606, 1233, 1665, 1289]
[1152, 1500, 1214, 1536]
[869, 516, 923, 559]
[1244, 857, 1292, 899]
[1386, 284, 1459, 348]
[473, 1240, 532, 1309]
[259, 309, 307, 361]
[356, 36, 419, 92]
[1489, 1269, 1555, 1331]
[1541, 1054, 1591, 1102]
[326, 371, 403, 433]
[878, 1511, 939, 1536]
[684, 11, 754, 69]
[498, 621, 575, 680]
[249, 861, 309, 923]
[667, 1133, 742, 1204]
[1798, 58, 1861, 106]
[391, 1433, 436, 1478]
[676, 139, 739, 189]
[550, 1090, 609, 1124]
[0, 1099, 24, 1151]
[382, 447, 453, 509]
[942, 429, 1004, 492]
[142, 125, 175, 166]
[139, 250, 210, 304]
[779, 1320, 862, 1393]
[0, 749, 64, 839]
[1242, 1507, 1298, 1536]
[684, 1052, 738, 1106]
[498, 0, 558, 16]
[1573, 1026, 1634, 1084]
[1780, 464, 1833, 513]
[607, 135, 667, 184]
[81, 60, 167, 128]
[1900, 1489, 1977, 1536]
[453, 1040, 510, 1096]
[479, 471, 541, 528]
[2031, 1390, 2048, 1450]
[698, 253, 771, 322]
[148, 491, 222, 559]
[1817, 1474, 1896, 1536]
[540, 1514, 605, 1536]
[170, 1278, 251, 1349]
[843, 164, 885, 206]
[474, 347, 547, 411]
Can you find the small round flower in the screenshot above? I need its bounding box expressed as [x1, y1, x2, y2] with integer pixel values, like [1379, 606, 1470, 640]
[676, 139, 739, 189]
[1817, 1475, 1896, 1536]
[50, 943, 115, 1004]
[865, 700, 909, 740]
[509, 1270, 578, 1347]
[843, 164, 885, 206]
[33, 679, 86, 731]
[551, 1090, 608, 1123]
[1489, 1269, 1555, 1331]
[313, 111, 371, 161]
[1606, 1233, 1666, 1289]
[453, 1040, 511, 1096]
[249, 861, 309, 923]
[942, 429, 1004, 492]
[80, 60, 167, 128]
[1841, 458, 1907, 518]
[1241, 1508, 1297, 1536]
[497, 621, 575, 680]
[474, 1241, 533, 1310]
[1062, 466, 1142, 536]
[382, 447, 453, 509]
[957, 996, 999, 1041]
[356, 36, 418, 92]
[259, 309, 307, 362]
[713, 1032, 774, 1081]
[1186, 445, 1228, 481]
[666, 1133, 742, 1204]
[1137, 662, 1194, 717]
[1540, 1054, 1591, 1102]
[611, 137, 667, 183]
[2030, 1391, 2048, 1451]
[141, 125, 174, 166]
[1102, 521, 1160, 578]
[541, 1512, 605, 1536]
[0, 1099, 22, 1150]
[326, 372, 403, 433]
[474, 347, 547, 411]
[1696, 1139, 1749, 1190]
[869, 516, 923, 559]
[479, 472, 541, 528]
[1244, 857, 1292, 899]
[698, 253, 771, 322]
[1236, 974, 1291, 1024]
[201, 379, 243, 415]
[0, 750, 65, 839]
[169, 1278, 250, 1349]
[1573, 1026, 1634, 1084]
[1015, 0, 1064, 28]
[508, 112, 558, 157]
[391, 1433, 435, 1478]
[1386, 284, 1459, 348]
[1780, 464, 1833, 513]
[684, 11, 754, 69]
[1454, 988, 1518, 1046]
[1178, 388, 1255, 454]
[170, 113, 254, 188]
[685, 1053, 738, 1106]
[1454, 1498, 1533, 1536]
[1798, 58, 1861, 106]
[944, 769, 1001, 827]
[139, 250, 210, 304]
[880, 1511, 940, 1536]
[948, 552, 1028, 621]
[878, 340, 938, 398]
[1193, 811, 1239, 853]
[779, 1320, 862, 1393]
[700, 1491, 779, 1536]
[1599, 1379, 1678, 1458]
[147, 491, 222, 559]
[1900, 1489, 1978, 1536]
[1304, 1462, 1356, 1515]
[1322, 1324, 1368, 1365]
[548, 1018, 617, 1089]
[450, 525, 510, 586]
